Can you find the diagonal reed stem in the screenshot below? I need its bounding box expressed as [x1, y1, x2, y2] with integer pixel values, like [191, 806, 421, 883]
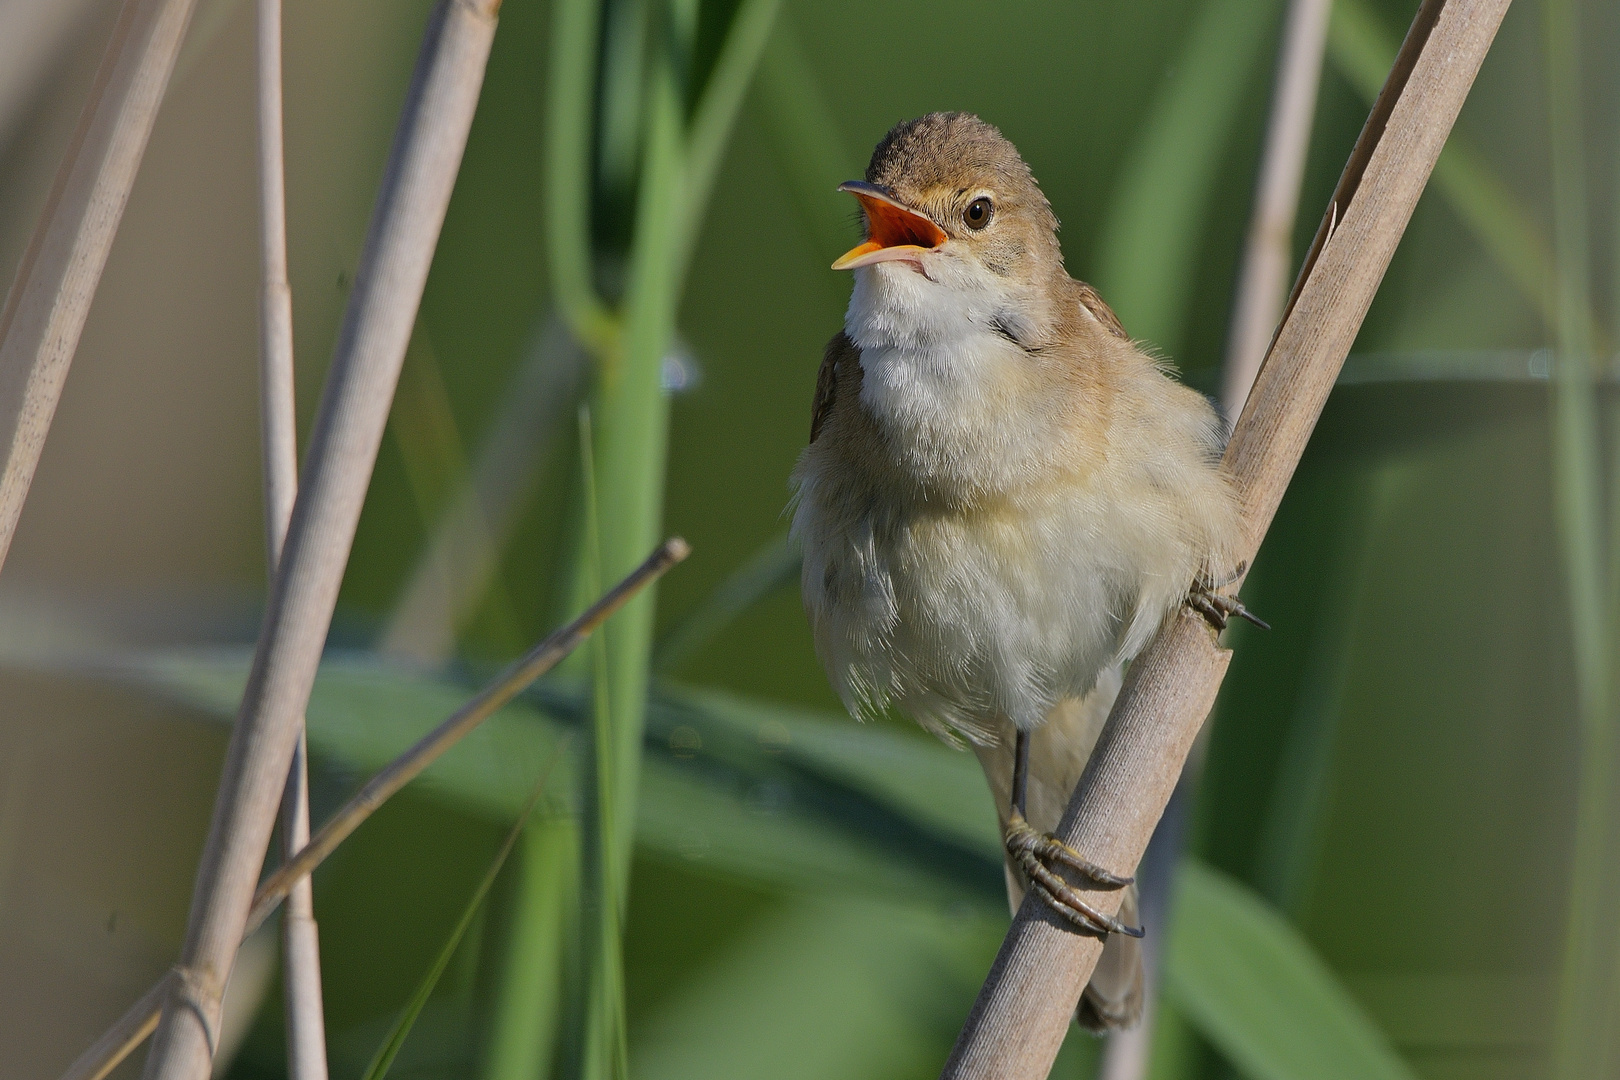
[0, 0, 201, 575]
[57, 537, 687, 1080]
[1103, 4, 1333, 1078]
[939, 2, 1510, 1076]
[141, 4, 502, 1077]
[254, 0, 328, 1077]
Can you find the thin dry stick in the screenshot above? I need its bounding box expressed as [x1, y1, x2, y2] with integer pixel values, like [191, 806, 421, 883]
[1219, 0, 1333, 422]
[253, 0, 328, 1076]
[940, 2, 1509, 1077]
[0, 0, 201, 574]
[1100, 4, 1333, 1077]
[141, 4, 501, 1078]
[56, 537, 687, 1080]
[246, 537, 687, 933]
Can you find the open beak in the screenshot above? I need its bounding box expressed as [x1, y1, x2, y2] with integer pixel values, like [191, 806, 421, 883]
[831, 181, 947, 270]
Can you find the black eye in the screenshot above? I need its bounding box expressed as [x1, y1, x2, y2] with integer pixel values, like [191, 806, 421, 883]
[964, 197, 993, 230]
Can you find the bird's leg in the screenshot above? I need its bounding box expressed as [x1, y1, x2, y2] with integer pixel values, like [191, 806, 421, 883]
[1005, 728, 1144, 939]
[1186, 570, 1270, 633]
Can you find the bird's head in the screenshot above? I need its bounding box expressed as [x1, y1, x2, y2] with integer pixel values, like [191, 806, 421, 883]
[834, 112, 1065, 349]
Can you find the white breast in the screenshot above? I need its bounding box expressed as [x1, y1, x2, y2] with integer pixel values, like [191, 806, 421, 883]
[844, 261, 1061, 499]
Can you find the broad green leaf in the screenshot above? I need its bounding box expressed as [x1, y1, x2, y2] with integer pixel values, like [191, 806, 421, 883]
[126, 649, 568, 820]
[539, 682, 1006, 906]
[97, 649, 1003, 908]
[648, 683, 1001, 859]
[1167, 861, 1417, 1080]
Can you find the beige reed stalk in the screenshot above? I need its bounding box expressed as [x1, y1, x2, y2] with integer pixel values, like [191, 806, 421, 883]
[253, 0, 329, 1077]
[140, 4, 501, 1078]
[1219, 0, 1333, 422]
[939, 2, 1510, 1076]
[57, 538, 686, 1080]
[0, 0, 200, 575]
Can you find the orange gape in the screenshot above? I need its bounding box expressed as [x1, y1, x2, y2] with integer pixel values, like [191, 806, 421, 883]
[830, 180, 948, 269]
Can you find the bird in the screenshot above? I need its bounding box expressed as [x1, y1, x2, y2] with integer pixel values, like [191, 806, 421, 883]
[790, 112, 1257, 1031]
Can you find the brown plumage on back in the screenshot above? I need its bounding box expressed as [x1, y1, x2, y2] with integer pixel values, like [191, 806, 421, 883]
[793, 113, 1250, 1032]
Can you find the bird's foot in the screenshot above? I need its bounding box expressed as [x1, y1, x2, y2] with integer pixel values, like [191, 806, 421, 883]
[1005, 811, 1143, 938]
[1187, 579, 1269, 633]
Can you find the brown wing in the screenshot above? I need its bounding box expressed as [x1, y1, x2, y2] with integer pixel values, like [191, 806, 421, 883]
[810, 331, 859, 443]
[1073, 279, 1129, 340]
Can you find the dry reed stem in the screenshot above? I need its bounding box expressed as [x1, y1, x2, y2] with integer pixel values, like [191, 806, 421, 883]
[0, 0, 201, 575]
[256, 5, 297, 564]
[56, 537, 687, 1080]
[141, 4, 501, 1078]
[1219, 0, 1333, 421]
[253, 0, 329, 1076]
[940, 2, 1509, 1076]
[277, 737, 326, 1080]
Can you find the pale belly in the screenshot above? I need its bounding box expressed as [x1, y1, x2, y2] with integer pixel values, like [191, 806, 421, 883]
[798, 486, 1175, 744]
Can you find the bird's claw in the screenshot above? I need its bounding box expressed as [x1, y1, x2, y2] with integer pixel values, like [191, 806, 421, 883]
[1187, 581, 1269, 632]
[1005, 812, 1143, 938]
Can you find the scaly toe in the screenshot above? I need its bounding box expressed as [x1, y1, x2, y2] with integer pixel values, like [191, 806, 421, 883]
[1187, 583, 1270, 633]
[1006, 818, 1132, 889]
[1005, 816, 1144, 938]
[1021, 856, 1145, 938]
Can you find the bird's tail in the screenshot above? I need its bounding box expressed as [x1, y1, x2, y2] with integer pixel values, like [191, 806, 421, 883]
[970, 668, 1145, 1031]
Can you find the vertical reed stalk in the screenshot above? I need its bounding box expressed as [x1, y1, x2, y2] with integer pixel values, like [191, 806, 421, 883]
[477, 821, 578, 1080]
[142, 5, 501, 1078]
[1543, 1, 1615, 1076]
[0, 0, 201, 574]
[578, 406, 630, 1080]
[586, 10, 683, 871]
[255, 0, 329, 1076]
[535, 3, 780, 1072]
[1219, 0, 1332, 421]
[570, 53, 687, 1072]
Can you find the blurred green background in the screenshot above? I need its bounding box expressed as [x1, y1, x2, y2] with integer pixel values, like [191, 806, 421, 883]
[0, 0, 1616, 1078]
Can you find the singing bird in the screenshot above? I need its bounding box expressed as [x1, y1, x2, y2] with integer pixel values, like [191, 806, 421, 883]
[791, 112, 1258, 1030]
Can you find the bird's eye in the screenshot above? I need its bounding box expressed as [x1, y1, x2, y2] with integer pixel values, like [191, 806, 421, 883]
[963, 197, 993, 230]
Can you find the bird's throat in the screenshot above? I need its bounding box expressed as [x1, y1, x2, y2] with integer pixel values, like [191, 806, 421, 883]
[846, 266, 1059, 497]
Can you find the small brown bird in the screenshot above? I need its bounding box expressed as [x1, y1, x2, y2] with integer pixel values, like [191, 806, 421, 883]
[792, 113, 1255, 1030]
